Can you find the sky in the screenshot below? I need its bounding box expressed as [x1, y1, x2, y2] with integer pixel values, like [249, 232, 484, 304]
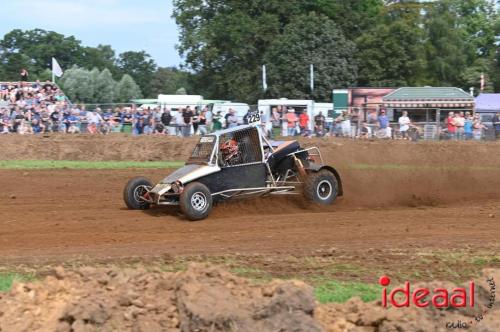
[0, 0, 182, 67]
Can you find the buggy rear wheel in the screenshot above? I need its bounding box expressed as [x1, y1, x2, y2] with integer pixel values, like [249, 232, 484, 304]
[303, 170, 338, 205]
[180, 182, 213, 221]
[123, 177, 152, 210]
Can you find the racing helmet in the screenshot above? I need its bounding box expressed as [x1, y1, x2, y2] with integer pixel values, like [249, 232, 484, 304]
[220, 139, 239, 162]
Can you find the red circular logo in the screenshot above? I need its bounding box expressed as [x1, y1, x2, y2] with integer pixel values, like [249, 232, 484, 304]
[379, 275, 391, 286]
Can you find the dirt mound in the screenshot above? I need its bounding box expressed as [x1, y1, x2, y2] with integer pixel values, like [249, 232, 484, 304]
[0, 264, 321, 332]
[0, 134, 198, 161]
[1, 265, 498, 332]
[317, 268, 500, 332]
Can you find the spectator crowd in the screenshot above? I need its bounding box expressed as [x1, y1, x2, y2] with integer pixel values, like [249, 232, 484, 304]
[1, 79, 499, 140]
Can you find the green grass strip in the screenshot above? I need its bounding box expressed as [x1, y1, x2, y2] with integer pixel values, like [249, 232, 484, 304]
[315, 280, 382, 304]
[0, 273, 36, 292]
[0, 160, 185, 170]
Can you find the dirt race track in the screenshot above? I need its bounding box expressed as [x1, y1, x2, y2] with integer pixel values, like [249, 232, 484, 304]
[0, 135, 499, 270]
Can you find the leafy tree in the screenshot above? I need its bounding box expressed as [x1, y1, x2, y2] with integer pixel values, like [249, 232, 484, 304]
[264, 13, 357, 100]
[449, 0, 497, 59]
[356, 2, 425, 86]
[83, 44, 119, 76]
[38, 69, 53, 82]
[311, 0, 384, 40]
[0, 53, 34, 80]
[94, 68, 116, 103]
[0, 29, 84, 76]
[173, 0, 313, 102]
[151, 67, 191, 96]
[423, 1, 468, 86]
[176, 87, 187, 95]
[59, 66, 95, 103]
[117, 51, 156, 97]
[115, 74, 142, 102]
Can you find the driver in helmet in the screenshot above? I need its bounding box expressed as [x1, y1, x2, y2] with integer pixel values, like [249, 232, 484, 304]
[220, 139, 240, 165]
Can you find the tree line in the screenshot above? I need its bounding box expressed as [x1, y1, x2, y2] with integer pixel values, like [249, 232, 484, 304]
[173, 0, 500, 102]
[0, 29, 190, 103]
[1, 0, 499, 104]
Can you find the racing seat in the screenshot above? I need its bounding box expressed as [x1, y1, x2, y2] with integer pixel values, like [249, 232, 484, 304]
[267, 141, 301, 170]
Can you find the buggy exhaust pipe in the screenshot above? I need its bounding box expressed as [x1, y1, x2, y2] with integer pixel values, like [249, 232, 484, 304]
[293, 156, 307, 181]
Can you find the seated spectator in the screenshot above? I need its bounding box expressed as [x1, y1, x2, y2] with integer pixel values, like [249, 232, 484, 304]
[18, 120, 33, 135]
[31, 118, 44, 134]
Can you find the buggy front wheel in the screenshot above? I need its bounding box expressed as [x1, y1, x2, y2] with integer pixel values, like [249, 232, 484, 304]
[123, 177, 152, 210]
[179, 182, 213, 221]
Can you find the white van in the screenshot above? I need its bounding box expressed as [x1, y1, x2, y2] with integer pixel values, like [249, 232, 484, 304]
[257, 99, 334, 134]
[157, 94, 204, 110]
[208, 102, 250, 124]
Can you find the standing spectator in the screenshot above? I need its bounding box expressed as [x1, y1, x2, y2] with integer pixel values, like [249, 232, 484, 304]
[464, 113, 473, 140]
[134, 117, 146, 135]
[271, 108, 281, 138]
[212, 111, 223, 131]
[243, 109, 251, 125]
[87, 109, 103, 134]
[62, 108, 72, 133]
[454, 111, 465, 140]
[367, 110, 378, 124]
[378, 110, 388, 135]
[161, 108, 173, 135]
[447, 112, 456, 139]
[198, 109, 208, 134]
[493, 111, 500, 140]
[227, 108, 238, 128]
[314, 111, 325, 136]
[286, 109, 298, 136]
[358, 121, 372, 139]
[182, 106, 194, 137]
[340, 111, 352, 137]
[121, 108, 133, 134]
[192, 107, 200, 134]
[398, 111, 411, 140]
[142, 109, 154, 135]
[472, 114, 486, 140]
[67, 113, 81, 134]
[50, 108, 61, 132]
[20, 68, 29, 82]
[299, 110, 309, 137]
[78, 105, 89, 133]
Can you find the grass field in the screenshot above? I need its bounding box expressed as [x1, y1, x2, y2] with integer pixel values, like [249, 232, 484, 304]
[0, 273, 36, 292]
[0, 160, 185, 170]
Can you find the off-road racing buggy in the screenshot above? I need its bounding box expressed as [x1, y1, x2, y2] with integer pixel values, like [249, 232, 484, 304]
[124, 122, 343, 221]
